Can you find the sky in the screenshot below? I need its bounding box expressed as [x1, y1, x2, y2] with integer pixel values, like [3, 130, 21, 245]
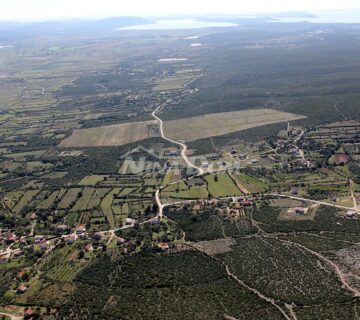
[1, 0, 360, 22]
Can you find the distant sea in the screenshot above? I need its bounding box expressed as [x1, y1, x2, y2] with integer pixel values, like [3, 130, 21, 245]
[118, 19, 237, 30]
[275, 10, 360, 24]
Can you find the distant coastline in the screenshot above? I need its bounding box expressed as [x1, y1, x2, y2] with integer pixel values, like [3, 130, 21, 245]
[118, 19, 237, 30]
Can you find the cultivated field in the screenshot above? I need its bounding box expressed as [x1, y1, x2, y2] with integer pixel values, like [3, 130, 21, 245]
[163, 109, 306, 141]
[59, 120, 159, 147]
[153, 69, 201, 91]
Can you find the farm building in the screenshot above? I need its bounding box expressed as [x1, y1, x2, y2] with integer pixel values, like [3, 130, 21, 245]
[294, 207, 306, 215]
[125, 218, 136, 225]
[35, 235, 45, 243]
[333, 153, 349, 165]
[346, 211, 356, 219]
[166, 148, 179, 156]
[202, 162, 209, 169]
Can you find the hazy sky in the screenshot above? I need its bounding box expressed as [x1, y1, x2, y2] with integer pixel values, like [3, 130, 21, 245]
[1, 0, 360, 21]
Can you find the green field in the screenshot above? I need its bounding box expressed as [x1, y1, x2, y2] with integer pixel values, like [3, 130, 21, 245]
[12, 190, 40, 213]
[78, 175, 108, 186]
[233, 173, 267, 193]
[205, 172, 242, 197]
[100, 188, 120, 229]
[58, 188, 82, 210]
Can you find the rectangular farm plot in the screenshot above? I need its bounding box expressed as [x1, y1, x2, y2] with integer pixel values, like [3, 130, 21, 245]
[37, 190, 62, 210]
[71, 188, 95, 212]
[86, 188, 111, 210]
[58, 120, 159, 147]
[205, 172, 243, 198]
[163, 109, 306, 142]
[101, 188, 120, 229]
[12, 190, 40, 213]
[78, 175, 108, 186]
[58, 188, 82, 209]
[153, 70, 201, 91]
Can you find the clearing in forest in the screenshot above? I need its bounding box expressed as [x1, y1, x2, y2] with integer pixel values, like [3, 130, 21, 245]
[58, 120, 159, 147]
[163, 109, 305, 142]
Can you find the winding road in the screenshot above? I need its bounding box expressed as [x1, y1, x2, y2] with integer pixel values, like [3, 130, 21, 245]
[151, 105, 359, 219]
[0, 312, 23, 320]
[279, 238, 360, 297]
[152, 106, 205, 176]
[151, 105, 205, 216]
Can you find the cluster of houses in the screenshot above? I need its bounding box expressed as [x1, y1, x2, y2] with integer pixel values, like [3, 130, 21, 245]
[0, 229, 22, 263]
[182, 196, 255, 216]
[0, 230, 17, 245]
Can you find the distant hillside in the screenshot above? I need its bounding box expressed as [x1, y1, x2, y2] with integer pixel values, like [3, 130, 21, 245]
[0, 16, 153, 41]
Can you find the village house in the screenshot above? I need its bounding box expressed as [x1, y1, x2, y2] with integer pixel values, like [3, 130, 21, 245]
[182, 200, 192, 209]
[0, 254, 9, 263]
[158, 242, 170, 252]
[243, 200, 253, 207]
[75, 224, 86, 234]
[233, 202, 242, 209]
[207, 198, 219, 206]
[17, 270, 27, 281]
[291, 187, 299, 196]
[16, 285, 28, 294]
[57, 224, 69, 233]
[29, 212, 37, 220]
[93, 232, 102, 241]
[228, 208, 240, 218]
[116, 237, 126, 246]
[5, 233, 17, 244]
[24, 308, 33, 319]
[39, 242, 48, 251]
[65, 235, 76, 245]
[34, 235, 45, 244]
[148, 217, 160, 225]
[85, 243, 93, 252]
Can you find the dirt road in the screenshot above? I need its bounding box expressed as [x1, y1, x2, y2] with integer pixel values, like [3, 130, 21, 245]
[152, 106, 205, 175]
